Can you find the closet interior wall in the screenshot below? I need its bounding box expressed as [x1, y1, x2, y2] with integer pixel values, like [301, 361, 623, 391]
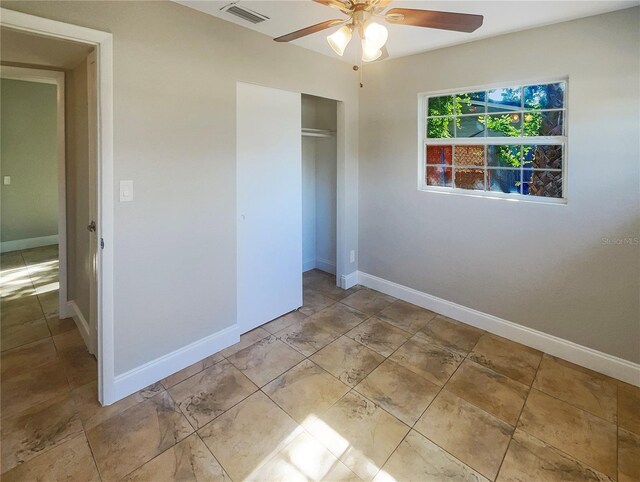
[301, 94, 337, 275]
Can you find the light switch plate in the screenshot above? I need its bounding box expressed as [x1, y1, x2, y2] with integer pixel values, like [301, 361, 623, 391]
[120, 180, 133, 202]
[3, 176, 10, 185]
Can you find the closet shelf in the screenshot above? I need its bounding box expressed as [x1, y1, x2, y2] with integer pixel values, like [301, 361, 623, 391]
[302, 128, 335, 138]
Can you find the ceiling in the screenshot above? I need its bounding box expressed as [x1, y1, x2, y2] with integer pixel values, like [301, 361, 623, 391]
[0, 27, 94, 70]
[175, 0, 639, 62]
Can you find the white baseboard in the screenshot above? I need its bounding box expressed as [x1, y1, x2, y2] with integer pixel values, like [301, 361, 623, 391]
[358, 271, 640, 387]
[303, 258, 316, 272]
[109, 324, 240, 404]
[340, 271, 359, 290]
[67, 300, 94, 355]
[59, 298, 74, 319]
[1, 234, 58, 253]
[316, 258, 336, 275]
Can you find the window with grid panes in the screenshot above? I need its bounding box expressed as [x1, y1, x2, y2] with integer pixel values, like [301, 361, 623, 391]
[421, 81, 566, 201]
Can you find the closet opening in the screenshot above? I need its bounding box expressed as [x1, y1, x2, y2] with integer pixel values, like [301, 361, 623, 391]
[301, 94, 338, 282]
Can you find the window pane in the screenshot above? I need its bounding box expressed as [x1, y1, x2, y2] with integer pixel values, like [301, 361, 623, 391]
[426, 145, 452, 165]
[455, 91, 486, 114]
[487, 87, 522, 113]
[455, 168, 484, 190]
[427, 117, 454, 138]
[488, 145, 522, 168]
[484, 113, 522, 137]
[454, 145, 484, 166]
[456, 116, 485, 138]
[523, 111, 563, 136]
[426, 166, 453, 187]
[522, 170, 562, 198]
[524, 82, 564, 109]
[428, 95, 455, 117]
[488, 168, 520, 193]
[523, 145, 562, 169]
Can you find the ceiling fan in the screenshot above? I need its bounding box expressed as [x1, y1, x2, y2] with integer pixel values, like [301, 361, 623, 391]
[274, 0, 483, 62]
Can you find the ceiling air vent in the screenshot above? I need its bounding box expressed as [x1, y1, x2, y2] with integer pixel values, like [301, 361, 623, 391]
[221, 2, 270, 24]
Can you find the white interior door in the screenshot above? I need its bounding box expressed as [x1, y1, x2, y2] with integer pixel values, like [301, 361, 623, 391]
[237, 82, 302, 334]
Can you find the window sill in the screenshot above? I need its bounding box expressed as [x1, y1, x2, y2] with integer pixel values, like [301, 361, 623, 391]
[418, 186, 567, 205]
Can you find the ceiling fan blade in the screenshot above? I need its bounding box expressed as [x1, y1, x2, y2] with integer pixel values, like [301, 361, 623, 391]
[274, 19, 346, 42]
[313, 0, 352, 14]
[373, 0, 392, 10]
[385, 8, 483, 33]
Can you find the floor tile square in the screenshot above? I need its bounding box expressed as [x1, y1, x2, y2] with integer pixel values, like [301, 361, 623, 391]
[497, 429, 614, 482]
[246, 431, 359, 481]
[517, 389, 617, 479]
[37, 291, 59, 318]
[303, 270, 356, 302]
[374, 430, 488, 482]
[389, 331, 464, 386]
[446, 359, 529, 425]
[0, 295, 43, 326]
[58, 343, 97, 390]
[262, 310, 307, 334]
[415, 390, 513, 480]
[533, 354, 617, 422]
[86, 390, 193, 480]
[300, 288, 336, 316]
[198, 391, 302, 481]
[1, 317, 50, 352]
[354, 359, 439, 426]
[378, 300, 437, 334]
[226, 335, 305, 386]
[311, 335, 385, 387]
[1, 359, 69, 419]
[1, 338, 58, 379]
[1, 393, 83, 473]
[45, 315, 76, 335]
[168, 359, 258, 429]
[161, 352, 224, 389]
[219, 327, 269, 358]
[420, 315, 483, 355]
[307, 391, 410, 481]
[619, 428, 640, 482]
[619, 381, 640, 435]
[0, 433, 100, 482]
[340, 289, 396, 315]
[468, 333, 542, 385]
[72, 380, 152, 431]
[124, 433, 230, 481]
[276, 317, 342, 356]
[309, 302, 369, 334]
[345, 317, 410, 357]
[263, 359, 350, 428]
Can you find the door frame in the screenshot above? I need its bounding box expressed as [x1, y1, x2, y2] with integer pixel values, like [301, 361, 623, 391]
[0, 8, 116, 405]
[0, 66, 69, 319]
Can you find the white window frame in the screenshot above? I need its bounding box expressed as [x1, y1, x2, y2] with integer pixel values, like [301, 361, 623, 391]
[418, 77, 568, 204]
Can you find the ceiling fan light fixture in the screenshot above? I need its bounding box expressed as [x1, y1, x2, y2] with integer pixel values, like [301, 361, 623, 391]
[363, 20, 388, 50]
[361, 39, 382, 62]
[327, 25, 352, 56]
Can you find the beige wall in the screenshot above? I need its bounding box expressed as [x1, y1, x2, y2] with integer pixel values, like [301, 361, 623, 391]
[2, 1, 361, 375]
[65, 56, 91, 319]
[359, 8, 640, 363]
[0, 78, 58, 245]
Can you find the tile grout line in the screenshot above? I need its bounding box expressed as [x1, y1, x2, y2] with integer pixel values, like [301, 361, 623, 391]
[492, 349, 544, 480]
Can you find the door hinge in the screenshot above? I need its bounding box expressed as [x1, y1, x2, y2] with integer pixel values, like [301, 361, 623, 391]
[100, 238, 104, 250]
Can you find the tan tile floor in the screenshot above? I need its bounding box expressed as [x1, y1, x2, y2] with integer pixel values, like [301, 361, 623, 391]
[1, 262, 639, 481]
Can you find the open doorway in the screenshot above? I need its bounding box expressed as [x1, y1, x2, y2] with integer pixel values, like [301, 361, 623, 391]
[0, 28, 99, 404]
[302, 94, 338, 286]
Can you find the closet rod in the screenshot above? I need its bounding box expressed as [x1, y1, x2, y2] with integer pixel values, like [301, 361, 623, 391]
[301, 128, 335, 138]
